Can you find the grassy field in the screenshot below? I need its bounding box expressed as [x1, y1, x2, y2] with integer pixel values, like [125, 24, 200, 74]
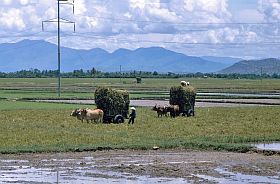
[0, 78, 280, 100]
[0, 100, 280, 154]
[0, 77, 279, 154]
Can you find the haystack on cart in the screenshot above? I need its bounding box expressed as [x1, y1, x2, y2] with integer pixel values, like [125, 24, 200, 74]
[95, 86, 130, 123]
[170, 86, 196, 117]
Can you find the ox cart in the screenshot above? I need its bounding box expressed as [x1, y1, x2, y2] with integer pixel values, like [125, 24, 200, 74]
[95, 86, 129, 123]
[169, 85, 196, 117]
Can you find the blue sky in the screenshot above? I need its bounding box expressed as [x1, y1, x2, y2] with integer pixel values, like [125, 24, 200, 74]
[0, 0, 279, 59]
[229, 0, 257, 10]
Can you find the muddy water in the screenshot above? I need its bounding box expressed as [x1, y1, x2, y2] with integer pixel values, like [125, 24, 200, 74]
[0, 157, 187, 183]
[196, 168, 280, 184]
[1, 150, 280, 183]
[1, 165, 186, 183]
[253, 142, 280, 151]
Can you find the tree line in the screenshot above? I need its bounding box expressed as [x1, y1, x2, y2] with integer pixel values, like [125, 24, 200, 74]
[0, 68, 279, 79]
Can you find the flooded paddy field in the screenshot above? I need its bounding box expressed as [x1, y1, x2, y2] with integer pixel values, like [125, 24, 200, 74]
[1, 150, 280, 183]
[253, 142, 280, 152]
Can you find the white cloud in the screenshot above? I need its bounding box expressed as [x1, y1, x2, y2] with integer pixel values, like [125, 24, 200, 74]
[0, 0, 278, 59]
[244, 31, 258, 42]
[234, 9, 264, 22]
[0, 8, 25, 30]
[73, 0, 86, 15]
[0, 0, 233, 34]
[207, 30, 219, 43]
[169, 0, 232, 23]
[20, 0, 29, 5]
[44, 7, 56, 19]
[130, 0, 150, 9]
[223, 27, 239, 42]
[183, 0, 195, 12]
[0, 0, 12, 5]
[22, 5, 40, 25]
[258, 0, 280, 21]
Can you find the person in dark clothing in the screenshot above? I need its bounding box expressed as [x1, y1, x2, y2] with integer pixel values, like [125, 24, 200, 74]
[128, 107, 136, 124]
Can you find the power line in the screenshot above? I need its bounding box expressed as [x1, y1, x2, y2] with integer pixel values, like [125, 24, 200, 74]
[0, 27, 43, 42]
[89, 15, 279, 26]
[42, 0, 75, 97]
[63, 32, 280, 46]
[59, 8, 279, 33]
[62, 11, 279, 26]
[1, 30, 277, 54]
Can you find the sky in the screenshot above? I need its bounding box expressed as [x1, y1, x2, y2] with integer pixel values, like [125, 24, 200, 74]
[0, 0, 279, 59]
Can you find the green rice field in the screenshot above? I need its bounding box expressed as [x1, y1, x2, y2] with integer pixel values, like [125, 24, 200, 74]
[0, 78, 280, 100]
[0, 100, 280, 153]
[0, 77, 280, 154]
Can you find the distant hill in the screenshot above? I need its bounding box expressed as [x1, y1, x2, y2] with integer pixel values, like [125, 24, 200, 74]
[202, 56, 241, 66]
[0, 39, 236, 73]
[219, 58, 280, 75]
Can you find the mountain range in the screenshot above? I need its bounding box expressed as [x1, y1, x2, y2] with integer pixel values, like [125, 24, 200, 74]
[219, 58, 280, 75]
[0, 39, 240, 73]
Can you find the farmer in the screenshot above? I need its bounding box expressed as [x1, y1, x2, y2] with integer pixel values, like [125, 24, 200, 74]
[128, 107, 136, 124]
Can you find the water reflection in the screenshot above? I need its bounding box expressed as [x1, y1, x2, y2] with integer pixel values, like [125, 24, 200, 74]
[0, 162, 187, 184]
[195, 168, 280, 184]
[253, 143, 280, 151]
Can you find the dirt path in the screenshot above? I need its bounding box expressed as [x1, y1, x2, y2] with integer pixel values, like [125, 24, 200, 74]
[34, 99, 280, 107]
[1, 150, 280, 183]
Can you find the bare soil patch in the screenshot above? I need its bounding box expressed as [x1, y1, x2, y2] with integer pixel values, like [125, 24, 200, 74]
[1, 149, 280, 183]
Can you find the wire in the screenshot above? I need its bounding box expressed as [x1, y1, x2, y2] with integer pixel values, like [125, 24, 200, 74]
[0, 26, 46, 44]
[88, 15, 279, 26]
[62, 11, 279, 26]
[59, 3, 279, 28]
[63, 32, 280, 46]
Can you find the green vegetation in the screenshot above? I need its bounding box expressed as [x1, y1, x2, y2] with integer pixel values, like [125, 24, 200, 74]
[95, 86, 130, 119]
[170, 85, 196, 113]
[0, 78, 280, 100]
[0, 100, 84, 110]
[1, 68, 280, 79]
[0, 77, 279, 154]
[0, 100, 280, 154]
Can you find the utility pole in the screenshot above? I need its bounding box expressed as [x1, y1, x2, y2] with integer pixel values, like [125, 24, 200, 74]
[42, 0, 75, 97]
[260, 67, 263, 81]
[276, 57, 280, 75]
[120, 65, 122, 83]
[57, 0, 61, 97]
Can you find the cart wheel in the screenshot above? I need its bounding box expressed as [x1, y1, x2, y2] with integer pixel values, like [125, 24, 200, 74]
[114, 115, 124, 123]
[188, 109, 194, 117]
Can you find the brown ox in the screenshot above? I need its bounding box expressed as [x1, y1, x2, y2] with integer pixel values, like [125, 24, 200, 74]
[166, 105, 180, 118]
[152, 105, 168, 117]
[80, 108, 104, 123]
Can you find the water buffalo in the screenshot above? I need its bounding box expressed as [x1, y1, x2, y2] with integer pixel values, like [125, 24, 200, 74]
[166, 105, 180, 118]
[152, 105, 168, 117]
